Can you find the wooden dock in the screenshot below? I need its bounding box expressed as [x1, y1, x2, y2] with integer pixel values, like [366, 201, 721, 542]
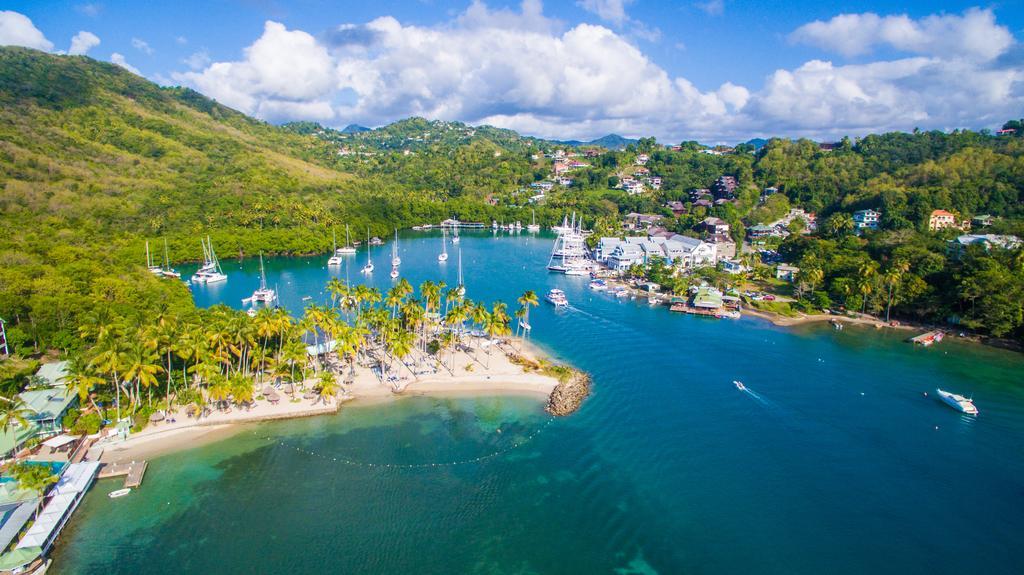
[910, 330, 945, 346]
[98, 460, 148, 488]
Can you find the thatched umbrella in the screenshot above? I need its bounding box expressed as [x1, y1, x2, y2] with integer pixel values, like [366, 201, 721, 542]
[149, 412, 165, 423]
[266, 392, 280, 404]
[282, 384, 295, 395]
[262, 385, 275, 396]
[302, 391, 317, 400]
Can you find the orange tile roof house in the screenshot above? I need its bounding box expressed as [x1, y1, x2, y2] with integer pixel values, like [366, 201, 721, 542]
[928, 209, 958, 231]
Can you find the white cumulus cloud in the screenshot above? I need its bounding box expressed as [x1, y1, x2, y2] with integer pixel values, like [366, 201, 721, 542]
[131, 37, 153, 55]
[790, 7, 1013, 61]
[0, 11, 54, 51]
[111, 52, 140, 74]
[68, 31, 100, 55]
[171, 2, 1024, 142]
[577, 0, 632, 26]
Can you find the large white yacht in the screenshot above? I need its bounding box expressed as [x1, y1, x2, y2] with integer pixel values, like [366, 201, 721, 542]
[192, 236, 227, 284]
[546, 288, 569, 308]
[936, 389, 979, 415]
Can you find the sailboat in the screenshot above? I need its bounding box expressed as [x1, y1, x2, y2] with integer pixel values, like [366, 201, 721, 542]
[145, 241, 163, 275]
[337, 225, 357, 254]
[454, 248, 465, 297]
[390, 265, 399, 279]
[527, 209, 540, 232]
[452, 225, 460, 244]
[160, 239, 180, 278]
[391, 230, 401, 267]
[327, 229, 342, 266]
[192, 236, 227, 284]
[361, 228, 374, 274]
[243, 253, 277, 305]
[438, 228, 449, 262]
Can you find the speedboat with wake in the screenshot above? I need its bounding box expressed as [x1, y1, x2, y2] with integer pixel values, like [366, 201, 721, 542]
[545, 288, 569, 308]
[734, 380, 746, 391]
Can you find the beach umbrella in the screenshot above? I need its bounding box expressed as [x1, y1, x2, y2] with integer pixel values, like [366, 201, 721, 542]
[266, 392, 280, 402]
[0, 547, 42, 571]
[283, 384, 295, 394]
[303, 391, 317, 400]
[262, 386, 274, 396]
[149, 412, 165, 422]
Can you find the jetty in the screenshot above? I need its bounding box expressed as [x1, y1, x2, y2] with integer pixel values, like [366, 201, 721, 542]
[910, 330, 945, 346]
[98, 460, 148, 488]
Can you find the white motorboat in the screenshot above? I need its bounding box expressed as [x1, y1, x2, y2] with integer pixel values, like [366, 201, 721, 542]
[390, 266, 399, 279]
[438, 228, 449, 262]
[734, 380, 746, 391]
[109, 488, 132, 499]
[191, 236, 228, 284]
[519, 320, 532, 331]
[936, 388, 979, 415]
[546, 288, 569, 308]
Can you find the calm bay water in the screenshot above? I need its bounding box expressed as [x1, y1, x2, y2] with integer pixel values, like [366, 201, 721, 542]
[52, 231, 1024, 574]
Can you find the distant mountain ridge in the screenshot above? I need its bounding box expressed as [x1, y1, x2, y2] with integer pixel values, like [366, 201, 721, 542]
[552, 134, 638, 150]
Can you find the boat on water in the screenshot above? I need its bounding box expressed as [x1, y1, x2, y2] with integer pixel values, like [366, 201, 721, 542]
[242, 253, 277, 306]
[391, 230, 402, 267]
[527, 209, 541, 232]
[368, 236, 383, 246]
[327, 229, 342, 266]
[519, 319, 532, 331]
[589, 279, 607, 291]
[936, 388, 979, 415]
[108, 488, 131, 499]
[390, 266, 399, 279]
[159, 239, 180, 278]
[452, 225, 460, 244]
[438, 228, 449, 262]
[337, 225, 357, 255]
[546, 288, 569, 308]
[191, 236, 228, 284]
[734, 380, 746, 391]
[547, 213, 593, 274]
[361, 228, 374, 274]
[453, 249, 466, 297]
[145, 241, 163, 275]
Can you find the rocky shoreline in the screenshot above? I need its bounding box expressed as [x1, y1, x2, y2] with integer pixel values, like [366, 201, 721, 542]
[546, 371, 591, 416]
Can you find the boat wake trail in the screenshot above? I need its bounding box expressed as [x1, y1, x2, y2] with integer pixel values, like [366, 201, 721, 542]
[736, 384, 785, 413]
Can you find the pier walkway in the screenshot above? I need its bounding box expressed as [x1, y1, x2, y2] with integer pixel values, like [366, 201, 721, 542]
[98, 461, 148, 488]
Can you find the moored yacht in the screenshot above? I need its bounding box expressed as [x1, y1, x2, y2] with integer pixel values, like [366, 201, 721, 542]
[160, 239, 180, 278]
[438, 228, 449, 262]
[145, 241, 163, 275]
[452, 225, 460, 244]
[527, 209, 540, 232]
[337, 225, 357, 255]
[242, 253, 277, 306]
[546, 288, 569, 308]
[936, 388, 979, 415]
[361, 228, 374, 274]
[327, 229, 342, 266]
[191, 236, 227, 284]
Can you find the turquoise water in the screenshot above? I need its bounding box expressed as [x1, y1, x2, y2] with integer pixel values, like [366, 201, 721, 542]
[52, 231, 1024, 574]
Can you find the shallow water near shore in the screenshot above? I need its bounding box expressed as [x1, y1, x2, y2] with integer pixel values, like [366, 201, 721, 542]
[52, 231, 1024, 574]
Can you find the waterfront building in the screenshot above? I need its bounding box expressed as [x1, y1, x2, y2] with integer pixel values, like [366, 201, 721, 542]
[666, 235, 717, 268]
[595, 238, 624, 262]
[0, 362, 78, 458]
[606, 243, 645, 271]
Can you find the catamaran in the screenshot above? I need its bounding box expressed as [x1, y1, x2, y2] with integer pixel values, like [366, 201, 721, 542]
[361, 228, 374, 274]
[192, 236, 227, 284]
[145, 241, 163, 275]
[527, 209, 540, 232]
[438, 228, 449, 262]
[391, 230, 401, 267]
[243, 253, 277, 305]
[545, 288, 569, 308]
[160, 239, 180, 278]
[936, 388, 979, 415]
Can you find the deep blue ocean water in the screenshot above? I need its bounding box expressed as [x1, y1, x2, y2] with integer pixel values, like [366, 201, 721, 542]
[51, 231, 1024, 574]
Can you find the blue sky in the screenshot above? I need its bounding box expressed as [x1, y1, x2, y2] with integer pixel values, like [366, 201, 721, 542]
[3, 1, 1023, 142]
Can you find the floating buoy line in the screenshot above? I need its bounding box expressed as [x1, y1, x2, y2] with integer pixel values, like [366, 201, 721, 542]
[250, 417, 556, 469]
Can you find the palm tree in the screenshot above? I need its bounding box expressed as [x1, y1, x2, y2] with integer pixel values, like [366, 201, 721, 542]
[122, 341, 163, 410]
[385, 286, 403, 319]
[326, 277, 348, 309]
[386, 329, 415, 380]
[857, 262, 877, 314]
[884, 259, 910, 322]
[229, 372, 254, 408]
[316, 370, 339, 404]
[0, 397, 32, 439]
[65, 358, 105, 417]
[517, 290, 539, 336]
[90, 337, 127, 423]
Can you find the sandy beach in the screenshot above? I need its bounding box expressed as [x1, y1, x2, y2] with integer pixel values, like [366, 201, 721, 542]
[98, 336, 561, 462]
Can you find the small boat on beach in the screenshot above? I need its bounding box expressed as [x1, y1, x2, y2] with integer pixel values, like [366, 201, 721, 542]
[734, 380, 746, 391]
[546, 288, 569, 308]
[936, 388, 978, 415]
[109, 488, 131, 499]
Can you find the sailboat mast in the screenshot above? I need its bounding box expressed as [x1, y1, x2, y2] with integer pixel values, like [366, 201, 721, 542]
[163, 239, 170, 268]
[259, 253, 267, 290]
[145, 241, 151, 268]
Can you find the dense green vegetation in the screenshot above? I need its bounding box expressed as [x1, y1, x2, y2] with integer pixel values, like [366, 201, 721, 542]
[0, 44, 1022, 377]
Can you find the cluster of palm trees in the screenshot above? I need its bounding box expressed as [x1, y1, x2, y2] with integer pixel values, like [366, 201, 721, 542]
[58, 279, 539, 427]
